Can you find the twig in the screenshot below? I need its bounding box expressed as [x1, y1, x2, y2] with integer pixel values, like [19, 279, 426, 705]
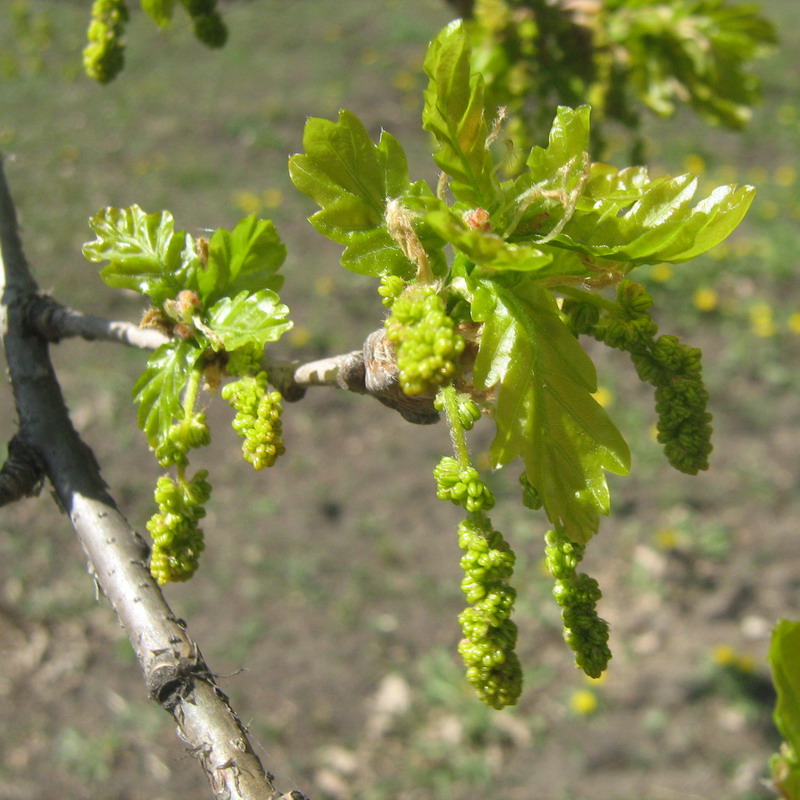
[0, 155, 293, 800]
[23, 295, 441, 424]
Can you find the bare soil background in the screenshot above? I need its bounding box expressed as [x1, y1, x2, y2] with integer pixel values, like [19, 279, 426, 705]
[1, 2, 798, 798]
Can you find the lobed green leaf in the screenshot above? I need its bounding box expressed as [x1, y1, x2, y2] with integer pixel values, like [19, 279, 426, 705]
[83, 205, 186, 305]
[422, 21, 498, 207]
[289, 110, 414, 277]
[470, 276, 630, 543]
[770, 620, 800, 758]
[133, 340, 202, 449]
[202, 215, 286, 305]
[205, 289, 291, 353]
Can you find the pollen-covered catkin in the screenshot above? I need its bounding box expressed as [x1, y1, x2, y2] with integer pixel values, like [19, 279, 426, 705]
[384, 287, 464, 396]
[222, 372, 285, 469]
[434, 457, 495, 513]
[147, 471, 211, 584]
[83, 0, 129, 83]
[456, 518, 522, 708]
[544, 528, 611, 678]
[563, 279, 712, 474]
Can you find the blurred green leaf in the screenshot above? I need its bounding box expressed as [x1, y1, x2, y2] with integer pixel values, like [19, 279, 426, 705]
[769, 620, 800, 799]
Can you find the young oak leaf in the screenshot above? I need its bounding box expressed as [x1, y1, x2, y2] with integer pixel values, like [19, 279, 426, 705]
[289, 110, 415, 278]
[205, 289, 291, 353]
[423, 21, 498, 208]
[769, 620, 800, 797]
[83, 205, 186, 305]
[200, 215, 286, 306]
[552, 163, 755, 266]
[470, 276, 630, 543]
[133, 340, 203, 450]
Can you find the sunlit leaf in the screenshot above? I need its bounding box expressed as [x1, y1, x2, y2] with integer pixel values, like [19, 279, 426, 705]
[470, 275, 630, 542]
[206, 289, 291, 352]
[83, 205, 185, 304]
[423, 21, 498, 206]
[132, 341, 201, 449]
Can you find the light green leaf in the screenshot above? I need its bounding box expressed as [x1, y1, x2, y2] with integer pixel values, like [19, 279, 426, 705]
[206, 289, 291, 352]
[83, 205, 185, 304]
[551, 165, 755, 265]
[289, 110, 414, 277]
[422, 21, 498, 207]
[203, 215, 285, 304]
[140, 0, 175, 26]
[770, 620, 800, 756]
[470, 276, 630, 542]
[133, 340, 201, 449]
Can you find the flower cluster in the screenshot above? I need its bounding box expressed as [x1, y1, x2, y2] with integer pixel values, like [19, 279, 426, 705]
[221, 372, 285, 470]
[384, 288, 465, 396]
[544, 527, 611, 678]
[83, 0, 128, 83]
[433, 391, 482, 430]
[456, 518, 522, 709]
[564, 279, 712, 474]
[179, 0, 228, 48]
[434, 457, 495, 513]
[155, 413, 211, 468]
[147, 471, 211, 585]
[377, 275, 406, 308]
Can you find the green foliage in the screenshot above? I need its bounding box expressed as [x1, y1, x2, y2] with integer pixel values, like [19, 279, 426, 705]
[769, 620, 800, 798]
[84, 19, 753, 702]
[287, 21, 752, 702]
[462, 0, 776, 159]
[84, 207, 292, 582]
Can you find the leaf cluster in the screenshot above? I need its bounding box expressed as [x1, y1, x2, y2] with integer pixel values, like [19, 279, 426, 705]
[290, 21, 753, 544]
[460, 0, 776, 159]
[84, 207, 291, 452]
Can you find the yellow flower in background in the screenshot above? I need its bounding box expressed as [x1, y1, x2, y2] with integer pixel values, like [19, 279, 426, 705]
[693, 288, 719, 312]
[749, 302, 776, 338]
[683, 153, 706, 174]
[262, 188, 283, 209]
[787, 312, 800, 334]
[712, 644, 755, 674]
[655, 528, 681, 551]
[393, 71, 416, 92]
[289, 326, 311, 347]
[774, 165, 797, 187]
[651, 263, 673, 282]
[569, 689, 598, 715]
[232, 189, 262, 215]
